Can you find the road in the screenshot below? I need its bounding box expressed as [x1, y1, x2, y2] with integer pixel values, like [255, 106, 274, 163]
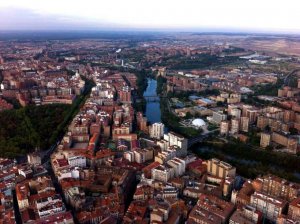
[41, 139, 61, 165]
[40, 76, 95, 166]
[187, 129, 219, 148]
[284, 68, 300, 86]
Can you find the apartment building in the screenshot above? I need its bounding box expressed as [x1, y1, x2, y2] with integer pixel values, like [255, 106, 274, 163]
[260, 175, 300, 202]
[207, 158, 236, 179]
[271, 132, 298, 154]
[231, 108, 241, 119]
[242, 105, 258, 123]
[229, 205, 262, 224]
[212, 110, 227, 124]
[240, 117, 249, 132]
[260, 132, 271, 148]
[250, 191, 288, 222]
[166, 158, 186, 177]
[155, 149, 176, 164]
[164, 132, 188, 153]
[220, 120, 230, 135]
[188, 193, 235, 224]
[151, 165, 175, 183]
[124, 148, 154, 164]
[231, 118, 240, 135]
[150, 122, 165, 139]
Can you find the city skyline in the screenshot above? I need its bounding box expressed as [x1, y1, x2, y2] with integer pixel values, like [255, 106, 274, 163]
[0, 0, 300, 34]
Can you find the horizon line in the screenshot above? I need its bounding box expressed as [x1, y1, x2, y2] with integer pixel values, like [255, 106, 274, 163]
[0, 28, 300, 36]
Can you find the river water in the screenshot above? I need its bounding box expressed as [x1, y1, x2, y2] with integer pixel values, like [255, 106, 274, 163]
[143, 78, 161, 124]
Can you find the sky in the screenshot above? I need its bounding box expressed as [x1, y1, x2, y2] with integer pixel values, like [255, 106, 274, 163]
[0, 0, 300, 33]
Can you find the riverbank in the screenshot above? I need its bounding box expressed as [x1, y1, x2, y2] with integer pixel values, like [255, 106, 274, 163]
[155, 75, 201, 138]
[133, 69, 150, 113]
[160, 97, 200, 138]
[192, 140, 300, 183]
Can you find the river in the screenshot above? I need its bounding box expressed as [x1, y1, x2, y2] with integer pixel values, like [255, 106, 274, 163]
[143, 78, 161, 124]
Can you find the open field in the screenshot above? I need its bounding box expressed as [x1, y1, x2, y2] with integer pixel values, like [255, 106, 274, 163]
[235, 38, 300, 56]
[180, 33, 300, 56]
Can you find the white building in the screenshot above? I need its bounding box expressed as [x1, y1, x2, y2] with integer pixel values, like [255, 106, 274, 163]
[134, 148, 154, 163]
[192, 119, 206, 128]
[57, 168, 80, 181]
[250, 192, 288, 222]
[231, 108, 241, 119]
[124, 148, 154, 164]
[150, 122, 165, 139]
[67, 155, 86, 168]
[167, 157, 186, 176]
[156, 139, 169, 151]
[164, 132, 188, 153]
[231, 118, 240, 135]
[38, 202, 65, 218]
[151, 165, 175, 182]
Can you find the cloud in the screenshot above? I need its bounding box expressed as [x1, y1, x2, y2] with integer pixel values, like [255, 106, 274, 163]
[0, 0, 300, 33]
[0, 7, 118, 30]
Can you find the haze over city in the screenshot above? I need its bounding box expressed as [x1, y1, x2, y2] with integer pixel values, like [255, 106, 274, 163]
[0, 0, 300, 33]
